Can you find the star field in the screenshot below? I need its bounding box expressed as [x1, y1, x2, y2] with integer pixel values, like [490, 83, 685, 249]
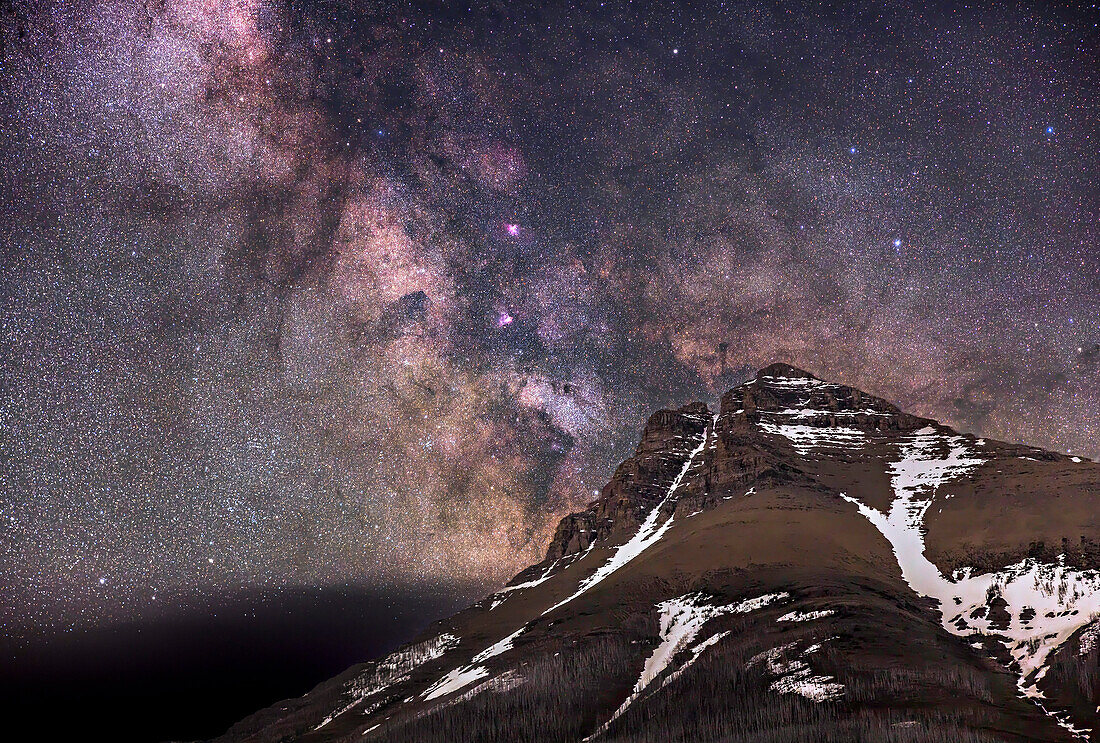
[0, 0, 1097, 638]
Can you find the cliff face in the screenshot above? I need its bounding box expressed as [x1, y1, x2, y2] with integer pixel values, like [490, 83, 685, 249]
[213, 364, 1100, 743]
[545, 401, 711, 561]
[546, 363, 933, 562]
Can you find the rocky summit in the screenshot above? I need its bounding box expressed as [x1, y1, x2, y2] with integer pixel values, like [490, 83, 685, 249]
[211, 365, 1100, 743]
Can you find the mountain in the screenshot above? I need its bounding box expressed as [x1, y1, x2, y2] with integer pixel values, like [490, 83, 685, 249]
[210, 364, 1100, 742]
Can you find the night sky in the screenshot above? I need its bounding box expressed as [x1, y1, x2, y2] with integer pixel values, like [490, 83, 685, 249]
[1, 1, 1097, 734]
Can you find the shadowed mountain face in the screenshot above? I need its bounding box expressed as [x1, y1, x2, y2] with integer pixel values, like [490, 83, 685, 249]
[211, 365, 1100, 743]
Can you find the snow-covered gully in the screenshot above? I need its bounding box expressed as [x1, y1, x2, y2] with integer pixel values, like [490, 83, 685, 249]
[588, 591, 791, 740]
[841, 426, 1100, 739]
[542, 420, 712, 617]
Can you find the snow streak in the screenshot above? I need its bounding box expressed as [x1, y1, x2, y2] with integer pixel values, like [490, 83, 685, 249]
[778, 609, 836, 622]
[488, 558, 563, 610]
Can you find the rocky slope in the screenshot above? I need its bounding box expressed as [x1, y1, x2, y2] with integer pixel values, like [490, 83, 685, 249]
[209, 364, 1100, 742]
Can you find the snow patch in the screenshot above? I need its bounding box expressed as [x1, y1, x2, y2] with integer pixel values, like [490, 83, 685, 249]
[315, 633, 458, 730]
[422, 665, 490, 702]
[431, 669, 525, 712]
[775, 408, 890, 420]
[757, 375, 837, 391]
[726, 486, 756, 501]
[757, 420, 867, 456]
[473, 627, 524, 663]
[1079, 619, 1100, 655]
[778, 609, 836, 623]
[749, 640, 844, 702]
[422, 626, 526, 702]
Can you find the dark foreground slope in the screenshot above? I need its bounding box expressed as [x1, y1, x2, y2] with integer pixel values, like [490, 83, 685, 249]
[210, 364, 1100, 743]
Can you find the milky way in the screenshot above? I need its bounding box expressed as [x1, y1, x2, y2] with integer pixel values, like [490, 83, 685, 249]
[1, 1, 1096, 636]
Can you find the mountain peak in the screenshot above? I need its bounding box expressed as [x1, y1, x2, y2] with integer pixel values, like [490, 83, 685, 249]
[755, 362, 818, 380]
[721, 364, 931, 433]
[218, 367, 1100, 743]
